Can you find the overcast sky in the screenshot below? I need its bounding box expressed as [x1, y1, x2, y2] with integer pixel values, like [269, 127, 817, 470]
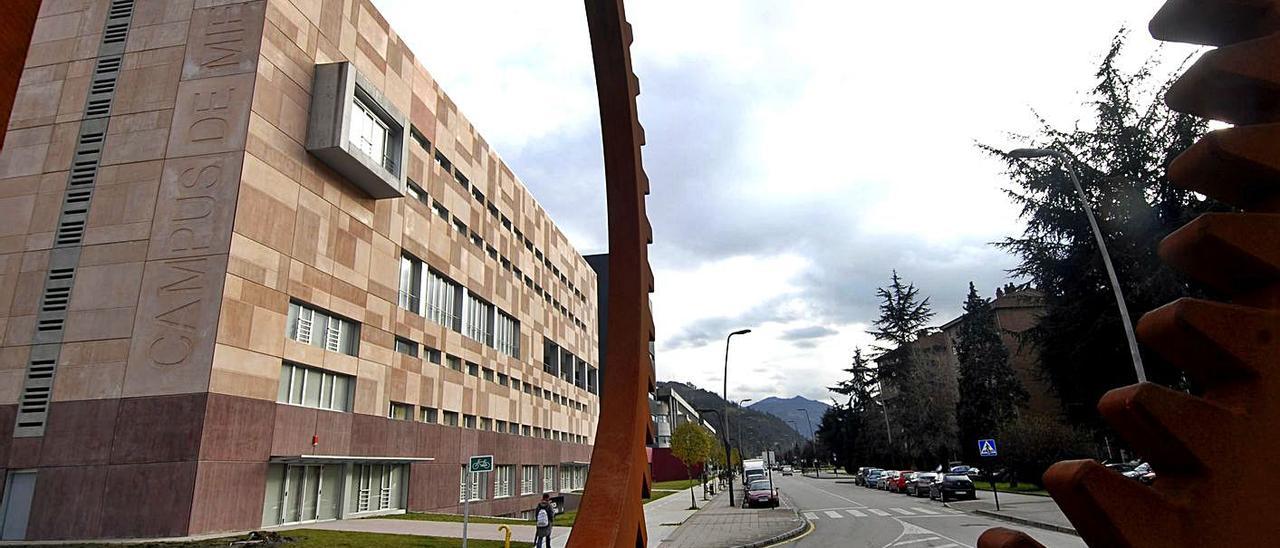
[372, 1, 1200, 405]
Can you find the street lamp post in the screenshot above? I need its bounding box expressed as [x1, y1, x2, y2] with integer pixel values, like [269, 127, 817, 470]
[1008, 147, 1148, 383]
[722, 329, 752, 507]
[786, 420, 802, 474]
[798, 408, 817, 478]
[736, 398, 752, 462]
[875, 400, 893, 445]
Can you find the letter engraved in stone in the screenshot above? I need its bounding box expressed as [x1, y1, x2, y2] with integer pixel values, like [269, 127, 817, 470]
[149, 335, 194, 366]
[202, 5, 247, 69]
[188, 88, 234, 143]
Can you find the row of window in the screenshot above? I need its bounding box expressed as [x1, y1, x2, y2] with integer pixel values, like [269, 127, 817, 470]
[389, 401, 589, 444]
[399, 253, 521, 358]
[459, 464, 588, 503]
[389, 337, 588, 413]
[543, 337, 598, 394]
[405, 131, 591, 323]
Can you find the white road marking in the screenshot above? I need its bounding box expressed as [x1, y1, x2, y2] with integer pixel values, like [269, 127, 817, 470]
[847, 509, 867, 517]
[868, 509, 891, 516]
[889, 508, 916, 515]
[803, 512, 818, 520]
[890, 538, 942, 546]
[808, 484, 869, 508]
[934, 544, 960, 548]
[825, 510, 845, 519]
[910, 507, 938, 514]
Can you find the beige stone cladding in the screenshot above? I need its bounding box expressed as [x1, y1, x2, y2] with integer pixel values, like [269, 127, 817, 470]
[213, 0, 600, 445]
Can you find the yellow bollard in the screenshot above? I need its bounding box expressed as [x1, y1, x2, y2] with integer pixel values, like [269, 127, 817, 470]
[497, 524, 512, 548]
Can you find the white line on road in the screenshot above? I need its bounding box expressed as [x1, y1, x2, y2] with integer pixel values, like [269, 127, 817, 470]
[807, 484, 869, 508]
[847, 509, 867, 517]
[889, 508, 916, 515]
[868, 509, 891, 516]
[890, 538, 941, 546]
[934, 544, 959, 548]
[910, 507, 938, 515]
[803, 512, 818, 520]
[824, 511, 845, 519]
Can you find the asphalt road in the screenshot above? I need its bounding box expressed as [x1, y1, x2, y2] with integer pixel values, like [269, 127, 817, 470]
[770, 474, 1085, 548]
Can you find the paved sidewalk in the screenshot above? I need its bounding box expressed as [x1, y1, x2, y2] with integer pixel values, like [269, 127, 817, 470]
[303, 517, 571, 547]
[659, 490, 805, 548]
[948, 490, 1077, 534]
[645, 483, 712, 546]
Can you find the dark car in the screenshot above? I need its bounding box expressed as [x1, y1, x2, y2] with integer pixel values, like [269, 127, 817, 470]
[908, 472, 936, 497]
[854, 467, 870, 486]
[863, 468, 884, 489]
[744, 479, 779, 508]
[929, 473, 976, 501]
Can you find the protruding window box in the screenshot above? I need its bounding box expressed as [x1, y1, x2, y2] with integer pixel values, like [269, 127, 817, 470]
[306, 62, 407, 199]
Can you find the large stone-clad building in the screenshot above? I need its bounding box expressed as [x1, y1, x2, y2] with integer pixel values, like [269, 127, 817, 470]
[0, 0, 599, 540]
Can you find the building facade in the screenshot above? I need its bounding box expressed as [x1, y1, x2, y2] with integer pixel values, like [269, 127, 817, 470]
[648, 385, 715, 482]
[0, 0, 598, 540]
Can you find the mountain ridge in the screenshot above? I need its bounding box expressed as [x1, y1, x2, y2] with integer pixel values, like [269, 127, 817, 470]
[657, 381, 808, 458]
[749, 396, 830, 439]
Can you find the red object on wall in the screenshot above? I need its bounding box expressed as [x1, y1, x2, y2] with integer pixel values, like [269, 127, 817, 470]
[650, 448, 704, 483]
[0, 0, 41, 150]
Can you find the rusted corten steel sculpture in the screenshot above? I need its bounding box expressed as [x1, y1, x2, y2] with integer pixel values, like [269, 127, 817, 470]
[980, 0, 1280, 546]
[569, 0, 657, 547]
[0, 0, 41, 150]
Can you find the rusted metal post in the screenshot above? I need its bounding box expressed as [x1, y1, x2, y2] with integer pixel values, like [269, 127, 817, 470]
[568, 1, 656, 546]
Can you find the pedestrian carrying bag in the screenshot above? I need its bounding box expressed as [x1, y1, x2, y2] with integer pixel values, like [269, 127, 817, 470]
[537, 507, 550, 527]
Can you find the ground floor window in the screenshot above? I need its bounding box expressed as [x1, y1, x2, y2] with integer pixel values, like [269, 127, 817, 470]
[521, 465, 537, 495]
[460, 466, 490, 502]
[542, 465, 555, 494]
[261, 462, 405, 527]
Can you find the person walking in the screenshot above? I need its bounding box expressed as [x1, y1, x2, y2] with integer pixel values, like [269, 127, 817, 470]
[534, 493, 555, 548]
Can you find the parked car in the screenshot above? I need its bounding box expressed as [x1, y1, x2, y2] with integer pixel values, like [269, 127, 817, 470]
[854, 467, 869, 486]
[1124, 462, 1156, 485]
[949, 465, 981, 478]
[863, 469, 884, 489]
[929, 473, 977, 501]
[1104, 462, 1137, 474]
[873, 470, 893, 489]
[744, 479, 780, 508]
[908, 472, 936, 497]
[889, 472, 914, 493]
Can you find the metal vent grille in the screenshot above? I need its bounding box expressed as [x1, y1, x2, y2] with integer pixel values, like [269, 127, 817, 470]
[14, 0, 135, 438]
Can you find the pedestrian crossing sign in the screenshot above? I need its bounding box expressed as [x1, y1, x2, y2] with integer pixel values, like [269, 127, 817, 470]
[978, 439, 998, 457]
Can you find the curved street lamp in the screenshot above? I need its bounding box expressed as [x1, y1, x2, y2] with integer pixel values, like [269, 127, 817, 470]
[721, 328, 751, 506]
[1008, 147, 1147, 383]
[797, 407, 817, 478]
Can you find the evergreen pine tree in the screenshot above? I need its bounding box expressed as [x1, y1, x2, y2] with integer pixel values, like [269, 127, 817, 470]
[954, 282, 1029, 461]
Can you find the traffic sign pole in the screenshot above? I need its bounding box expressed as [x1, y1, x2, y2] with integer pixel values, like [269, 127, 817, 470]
[461, 455, 493, 548]
[978, 439, 1000, 511]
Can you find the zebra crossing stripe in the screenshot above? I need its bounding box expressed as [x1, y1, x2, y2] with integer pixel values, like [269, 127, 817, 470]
[824, 511, 845, 519]
[868, 509, 891, 516]
[847, 509, 867, 517]
[891, 538, 942, 546]
[803, 512, 818, 520]
[889, 507, 916, 515]
[910, 507, 938, 515]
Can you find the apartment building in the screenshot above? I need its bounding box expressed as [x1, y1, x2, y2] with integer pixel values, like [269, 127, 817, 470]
[0, 0, 598, 540]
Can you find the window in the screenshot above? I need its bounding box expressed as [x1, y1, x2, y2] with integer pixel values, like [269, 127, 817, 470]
[485, 245, 498, 260]
[421, 407, 438, 423]
[483, 368, 495, 382]
[405, 180, 429, 206]
[389, 402, 413, 420]
[434, 151, 453, 173]
[432, 199, 449, 221]
[425, 347, 441, 364]
[501, 215, 512, 229]
[454, 171, 469, 190]
[453, 218, 468, 235]
[543, 466, 555, 494]
[464, 414, 477, 428]
[522, 425, 532, 437]
[495, 311, 519, 358]
[287, 302, 359, 356]
[496, 419, 507, 433]
[523, 383, 532, 395]
[459, 465, 488, 502]
[462, 291, 494, 344]
[522, 465, 538, 495]
[394, 337, 418, 357]
[471, 187, 485, 203]
[466, 362, 479, 376]
[495, 465, 513, 498]
[479, 417, 491, 431]
[425, 269, 461, 329]
[443, 410, 459, 426]
[512, 379, 521, 391]
[351, 93, 393, 171]
[498, 373, 509, 387]
[410, 126, 431, 151]
[277, 362, 353, 412]
[470, 233, 483, 249]
[446, 355, 462, 371]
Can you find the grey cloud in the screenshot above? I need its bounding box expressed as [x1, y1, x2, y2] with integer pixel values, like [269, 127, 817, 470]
[781, 326, 838, 341]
